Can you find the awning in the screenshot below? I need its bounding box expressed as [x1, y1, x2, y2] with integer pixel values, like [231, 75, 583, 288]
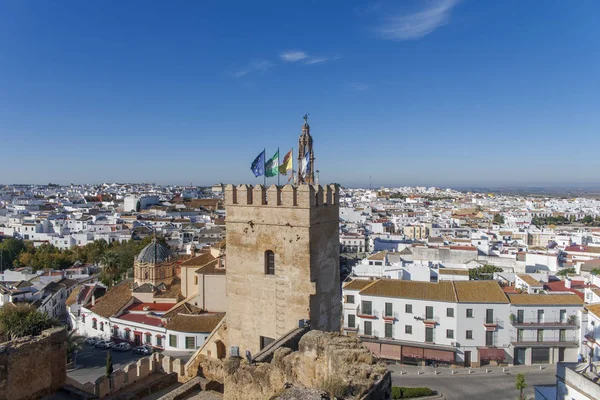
[423, 349, 455, 362]
[479, 348, 506, 361]
[380, 343, 401, 360]
[364, 341, 381, 357]
[402, 346, 424, 359]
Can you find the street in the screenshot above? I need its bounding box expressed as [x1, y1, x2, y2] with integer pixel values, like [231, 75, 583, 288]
[68, 344, 193, 384]
[388, 364, 557, 400]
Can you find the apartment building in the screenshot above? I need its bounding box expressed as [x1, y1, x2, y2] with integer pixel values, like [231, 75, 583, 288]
[507, 294, 582, 365]
[343, 279, 583, 367]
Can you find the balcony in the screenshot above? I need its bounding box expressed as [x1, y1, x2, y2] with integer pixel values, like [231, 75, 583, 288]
[417, 314, 440, 326]
[483, 318, 503, 330]
[356, 306, 378, 319]
[383, 311, 399, 322]
[510, 335, 579, 347]
[584, 328, 597, 344]
[510, 318, 577, 328]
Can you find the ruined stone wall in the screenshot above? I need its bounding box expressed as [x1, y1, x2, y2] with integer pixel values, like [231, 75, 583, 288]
[223, 331, 389, 400]
[225, 184, 340, 356]
[0, 327, 67, 400]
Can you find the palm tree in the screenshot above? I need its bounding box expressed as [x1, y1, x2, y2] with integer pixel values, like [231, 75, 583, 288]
[66, 330, 85, 365]
[101, 251, 121, 287]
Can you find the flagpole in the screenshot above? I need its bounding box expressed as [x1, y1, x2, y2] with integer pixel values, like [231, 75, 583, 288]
[277, 147, 280, 187]
[263, 148, 266, 187]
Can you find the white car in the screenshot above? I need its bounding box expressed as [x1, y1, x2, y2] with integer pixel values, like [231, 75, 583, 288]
[96, 341, 115, 349]
[85, 337, 101, 345]
[113, 342, 132, 352]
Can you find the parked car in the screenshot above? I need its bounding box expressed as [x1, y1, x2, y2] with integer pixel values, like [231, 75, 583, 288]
[96, 341, 115, 349]
[94, 340, 107, 348]
[85, 337, 101, 345]
[133, 345, 153, 355]
[113, 343, 132, 352]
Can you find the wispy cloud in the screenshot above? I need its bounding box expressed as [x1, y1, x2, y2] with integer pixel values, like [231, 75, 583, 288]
[304, 56, 341, 65]
[235, 60, 273, 77]
[280, 51, 308, 62]
[280, 50, 340, 65]
[377, 0, 461, 41]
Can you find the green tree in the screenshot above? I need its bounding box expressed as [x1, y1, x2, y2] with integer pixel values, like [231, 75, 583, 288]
[101, 251, 121, 287]
[0, 303, 58, 340]
[515, 373, 527, 400]
[88, 239, 109, 265]
[493, 214, 505, 224]
[106, 351, 113, 377]
[66, 330, 85, 363]
[582, 215, 594, 224]
[0, 238, 26, 269]
[556, 267, 576, 276]
[469, 264, 503, 280]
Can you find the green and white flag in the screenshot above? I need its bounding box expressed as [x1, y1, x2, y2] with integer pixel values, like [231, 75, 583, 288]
[265, 150, 279, 177]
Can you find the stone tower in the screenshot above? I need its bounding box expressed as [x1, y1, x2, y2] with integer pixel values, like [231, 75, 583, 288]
[225, 184, 341, 356]
[133, 238, 176, 286]
[297, 115, 315, 184]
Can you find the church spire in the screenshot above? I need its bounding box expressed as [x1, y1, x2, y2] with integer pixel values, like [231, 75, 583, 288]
[297, 114, 315, 184]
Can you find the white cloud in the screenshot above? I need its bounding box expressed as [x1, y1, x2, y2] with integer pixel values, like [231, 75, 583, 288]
[377, 0, 461, 41]
[304, 56, 341, 65]
[235, 60, 273, 77]
[280, 51, 308, 62]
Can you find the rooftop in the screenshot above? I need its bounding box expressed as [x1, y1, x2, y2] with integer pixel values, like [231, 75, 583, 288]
[507, 293, 583, 305]
[136, 239, 171, 264]
[165, 312, 225, 333]
[516, 274, 544, 287]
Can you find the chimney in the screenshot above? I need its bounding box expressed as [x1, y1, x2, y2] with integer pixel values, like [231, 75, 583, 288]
[565, 278, 572, 289]
[91, 294, 96, 307]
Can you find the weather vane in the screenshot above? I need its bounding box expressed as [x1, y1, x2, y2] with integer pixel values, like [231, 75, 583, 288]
[303, 113, 309, 123]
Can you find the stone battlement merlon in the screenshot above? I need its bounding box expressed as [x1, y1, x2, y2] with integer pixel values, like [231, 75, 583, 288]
[224, 184, 338, 208]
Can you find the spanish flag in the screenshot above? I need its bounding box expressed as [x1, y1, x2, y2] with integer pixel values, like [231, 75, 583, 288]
[279, 148, 293, 175]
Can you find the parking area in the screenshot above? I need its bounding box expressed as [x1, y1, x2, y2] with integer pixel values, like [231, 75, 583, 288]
[68, 342, 193, 384]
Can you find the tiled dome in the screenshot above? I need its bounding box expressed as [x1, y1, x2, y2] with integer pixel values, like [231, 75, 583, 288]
[136, 239, 171, 264]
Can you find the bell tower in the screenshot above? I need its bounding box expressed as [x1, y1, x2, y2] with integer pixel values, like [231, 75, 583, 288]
[297, 114, 315, 184]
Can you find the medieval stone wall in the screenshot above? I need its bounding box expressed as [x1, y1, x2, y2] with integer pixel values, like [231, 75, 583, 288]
[0, 327, 67, 400]
[223, 330, 389, 400]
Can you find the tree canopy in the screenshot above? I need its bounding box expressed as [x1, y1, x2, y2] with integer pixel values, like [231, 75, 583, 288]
[0, 303, 58, 340]
[469, 264, 503, 280]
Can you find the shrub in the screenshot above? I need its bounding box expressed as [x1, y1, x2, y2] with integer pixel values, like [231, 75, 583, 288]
[391, 386, 434, 399]
[320, 375, 348, 398]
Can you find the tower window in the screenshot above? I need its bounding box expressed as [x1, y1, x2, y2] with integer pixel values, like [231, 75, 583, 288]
[265, 250, 275, 275]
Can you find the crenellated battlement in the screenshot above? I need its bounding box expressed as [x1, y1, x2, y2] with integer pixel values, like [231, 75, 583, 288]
[224, 184, 338, 208]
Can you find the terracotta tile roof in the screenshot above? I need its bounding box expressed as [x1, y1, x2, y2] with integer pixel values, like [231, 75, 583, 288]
[154, 279, 182, 300]
[359, 280, 457, 302]
[166, 313, 225, 333]
[507, 293, 583, 305]
[195, 259, 226, 275]
[127, 303, 176, 312]
[453, 281, 509, 303]
[367, 251, 387, 261]
[438, 268, 469, 276]
[89, 280, 133, 318]
[162, 302, 203, 320]
[343, 279, 376, 291]
[65, 285, 84, 307]
[585, 304, 600, 319]
[180, 252, 215, 268]
[516, 274, 543, 287]
[213, 238, 226, 250]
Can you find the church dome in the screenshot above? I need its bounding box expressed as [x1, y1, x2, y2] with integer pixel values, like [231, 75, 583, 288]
[136, 239, 171, 264]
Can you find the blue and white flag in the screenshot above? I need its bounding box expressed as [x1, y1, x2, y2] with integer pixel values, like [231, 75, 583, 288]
[300, 152, 310, 178]
[251, 150, 265, 177]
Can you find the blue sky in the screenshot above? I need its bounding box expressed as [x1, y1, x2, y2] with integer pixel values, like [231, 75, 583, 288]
[1, 0, 599, 187]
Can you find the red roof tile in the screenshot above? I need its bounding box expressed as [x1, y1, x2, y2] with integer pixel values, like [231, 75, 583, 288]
[127, 303, 176, 312]
[116, 313, 165, 327]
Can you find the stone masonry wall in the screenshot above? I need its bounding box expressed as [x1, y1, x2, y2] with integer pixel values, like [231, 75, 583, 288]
[0, 327, 67, 400]
[225, 184, 340, 357]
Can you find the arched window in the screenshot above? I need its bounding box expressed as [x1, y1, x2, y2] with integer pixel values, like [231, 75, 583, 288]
[265, 250, 275, 275]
